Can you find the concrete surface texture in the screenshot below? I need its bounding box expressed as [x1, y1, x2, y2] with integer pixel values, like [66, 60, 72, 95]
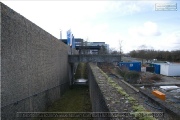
[1, 2, 72, 120]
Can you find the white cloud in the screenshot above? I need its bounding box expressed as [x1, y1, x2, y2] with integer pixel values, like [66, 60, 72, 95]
[147, 31, 180, 51]
[2, 0, 179, 53]
[105, 1, 142, 15]
[2, 1, 109, 38]
[164, 31, 180, 50]
[129, 21, 161, 37]
[168, 31, 180, 43]
[105, 0, 172, 15]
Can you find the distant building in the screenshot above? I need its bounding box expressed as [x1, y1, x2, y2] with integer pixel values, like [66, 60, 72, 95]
[81, 42, 109, 54]
[61, 38, 83, 46]
[88, 42, 109, 54]
[74, 38, 84, 46]
[60, 39, 109, 54]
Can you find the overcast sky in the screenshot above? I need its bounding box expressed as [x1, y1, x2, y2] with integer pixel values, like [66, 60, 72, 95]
[2, 0, 180, 53]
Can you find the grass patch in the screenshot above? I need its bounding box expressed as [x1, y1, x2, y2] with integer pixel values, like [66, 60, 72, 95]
[132, 105, 146, 112]
[132, 105, 156, 120]
[127, 96, 136, 102]
[74, 63, 88, 79]
[48, 86, 90, 112]
[33, 85, 92, 120]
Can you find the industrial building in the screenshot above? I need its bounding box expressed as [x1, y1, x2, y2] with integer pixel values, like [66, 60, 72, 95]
[61, 39, 109, 54]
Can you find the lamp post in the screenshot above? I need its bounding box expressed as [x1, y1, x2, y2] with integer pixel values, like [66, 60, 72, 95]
[60, 29, 62, 40]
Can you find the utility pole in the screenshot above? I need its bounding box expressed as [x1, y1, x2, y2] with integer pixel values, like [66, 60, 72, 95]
[60, 29, 62, 40]
[119, 40, 123, 55]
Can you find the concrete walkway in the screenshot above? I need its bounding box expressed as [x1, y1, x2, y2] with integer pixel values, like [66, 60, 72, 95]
[154, 76, 180, 85]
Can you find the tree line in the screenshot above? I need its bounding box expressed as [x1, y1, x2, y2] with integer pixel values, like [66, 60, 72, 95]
[129, 49, 180, 62]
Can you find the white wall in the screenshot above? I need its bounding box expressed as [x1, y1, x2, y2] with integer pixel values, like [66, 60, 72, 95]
[160, 63, 180, 76]
[169, 64, 180, 76]
[160, 64, 168, 76]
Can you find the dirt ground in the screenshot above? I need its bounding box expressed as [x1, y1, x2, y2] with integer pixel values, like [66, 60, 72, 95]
[173, 77, 180, 81]
[140, 71, 180, 85]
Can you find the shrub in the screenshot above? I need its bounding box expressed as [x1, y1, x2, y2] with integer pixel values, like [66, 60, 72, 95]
[124, 71, 141, 84]
[150, 75, 161, 81]
[117, 67, 128, 77]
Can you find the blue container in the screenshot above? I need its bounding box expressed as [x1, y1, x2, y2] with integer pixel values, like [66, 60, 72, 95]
[119, 62, 141, 72]
[154, 64, 160, 74]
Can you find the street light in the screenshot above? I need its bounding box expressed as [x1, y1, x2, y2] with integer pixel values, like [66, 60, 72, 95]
[60, 29, 62, 40]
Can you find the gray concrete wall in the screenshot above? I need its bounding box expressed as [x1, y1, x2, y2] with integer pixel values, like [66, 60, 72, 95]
[1, 2, 72, 120]
[88, 63, 110, 120]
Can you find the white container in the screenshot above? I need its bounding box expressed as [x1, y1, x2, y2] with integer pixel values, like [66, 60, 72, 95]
[160, 63, 180, 76]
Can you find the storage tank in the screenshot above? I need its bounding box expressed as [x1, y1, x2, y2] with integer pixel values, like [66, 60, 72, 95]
[119, 62, 141, 72]
[160, 63, 180, 76]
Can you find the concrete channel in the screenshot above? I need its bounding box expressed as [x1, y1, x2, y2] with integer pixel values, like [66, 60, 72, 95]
[35, 63, 93, 120]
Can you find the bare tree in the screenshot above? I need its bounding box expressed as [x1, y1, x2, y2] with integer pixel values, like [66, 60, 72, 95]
[79, 37, 89, 55]
[84, 37, 89, 54]
[138, 45, 148, 50]
[98, 45, 108, 54]
[109, 47, 115, 53]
